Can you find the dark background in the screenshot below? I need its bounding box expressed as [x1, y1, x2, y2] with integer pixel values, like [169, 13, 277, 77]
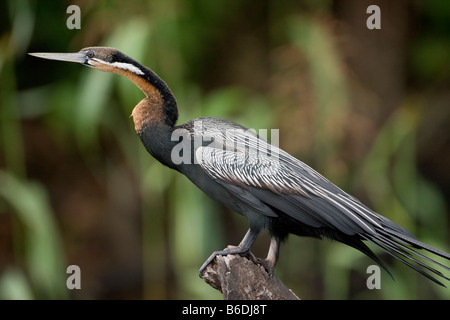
[0, 0, 449, 299]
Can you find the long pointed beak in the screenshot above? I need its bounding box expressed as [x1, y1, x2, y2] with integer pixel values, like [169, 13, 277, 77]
[28, 51, 87, 64]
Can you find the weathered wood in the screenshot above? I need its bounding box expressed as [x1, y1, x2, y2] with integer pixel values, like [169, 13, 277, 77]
[201, 254, 300, 300]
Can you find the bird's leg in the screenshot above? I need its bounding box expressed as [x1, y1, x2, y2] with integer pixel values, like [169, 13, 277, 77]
[257, 236, 280, 277]
[199, 228, 259, 278]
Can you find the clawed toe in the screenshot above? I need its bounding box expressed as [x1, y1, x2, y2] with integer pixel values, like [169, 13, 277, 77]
[198, 231, 280, 279]
[256, 258, 276, 277]
[198, 245, 252, 278]
[241, 252, 276, 277]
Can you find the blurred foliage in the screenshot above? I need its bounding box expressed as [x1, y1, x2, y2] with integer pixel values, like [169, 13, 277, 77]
[0, 0, 449, 299]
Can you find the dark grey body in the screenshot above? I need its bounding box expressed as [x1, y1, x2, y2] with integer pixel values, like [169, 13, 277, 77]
[140, 116, 450, 284]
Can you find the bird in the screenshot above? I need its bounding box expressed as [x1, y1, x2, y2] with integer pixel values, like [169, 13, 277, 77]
[29, 47, 450, 287]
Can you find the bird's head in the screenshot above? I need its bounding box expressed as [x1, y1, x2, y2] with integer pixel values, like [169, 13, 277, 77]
[29, 46, 145, 77]
[29, 46, 178, 128]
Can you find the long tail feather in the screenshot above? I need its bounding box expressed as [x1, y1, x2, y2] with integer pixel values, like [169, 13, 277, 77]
[361, 230, 450, 287]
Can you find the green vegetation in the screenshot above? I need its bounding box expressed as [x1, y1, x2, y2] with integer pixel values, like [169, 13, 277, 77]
[0, 0, 449, 299]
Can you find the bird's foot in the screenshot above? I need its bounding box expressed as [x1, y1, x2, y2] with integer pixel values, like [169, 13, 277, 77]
[199, 245, 250, 278]
[198, 245, 276, 279]
[255, 258, 276, 278]
[199, 228, 260, 278]
[244, 252, 275, 277]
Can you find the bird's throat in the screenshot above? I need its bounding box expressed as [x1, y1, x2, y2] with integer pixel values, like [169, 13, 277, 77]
[104, 64, 175, 132]
[132, 96, 166, 133]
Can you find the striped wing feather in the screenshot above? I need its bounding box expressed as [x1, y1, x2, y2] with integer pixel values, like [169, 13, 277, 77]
[194, 121, 450, 285]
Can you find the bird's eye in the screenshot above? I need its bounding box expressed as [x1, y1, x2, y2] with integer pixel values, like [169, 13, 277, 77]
[86, 50, 95, 58]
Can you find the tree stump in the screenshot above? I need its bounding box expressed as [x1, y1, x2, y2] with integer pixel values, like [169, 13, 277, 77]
[201, 254, 300, 300]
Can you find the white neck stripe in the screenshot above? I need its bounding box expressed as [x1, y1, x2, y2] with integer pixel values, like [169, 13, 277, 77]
[92, 58, 145, 76]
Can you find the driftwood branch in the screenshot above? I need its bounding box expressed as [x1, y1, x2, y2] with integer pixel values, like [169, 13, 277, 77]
[201, 254, 300, 300]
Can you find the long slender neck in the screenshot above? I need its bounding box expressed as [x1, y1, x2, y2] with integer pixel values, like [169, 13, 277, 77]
[105, 57, 178, 131]
[105, 58, 180, 169]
